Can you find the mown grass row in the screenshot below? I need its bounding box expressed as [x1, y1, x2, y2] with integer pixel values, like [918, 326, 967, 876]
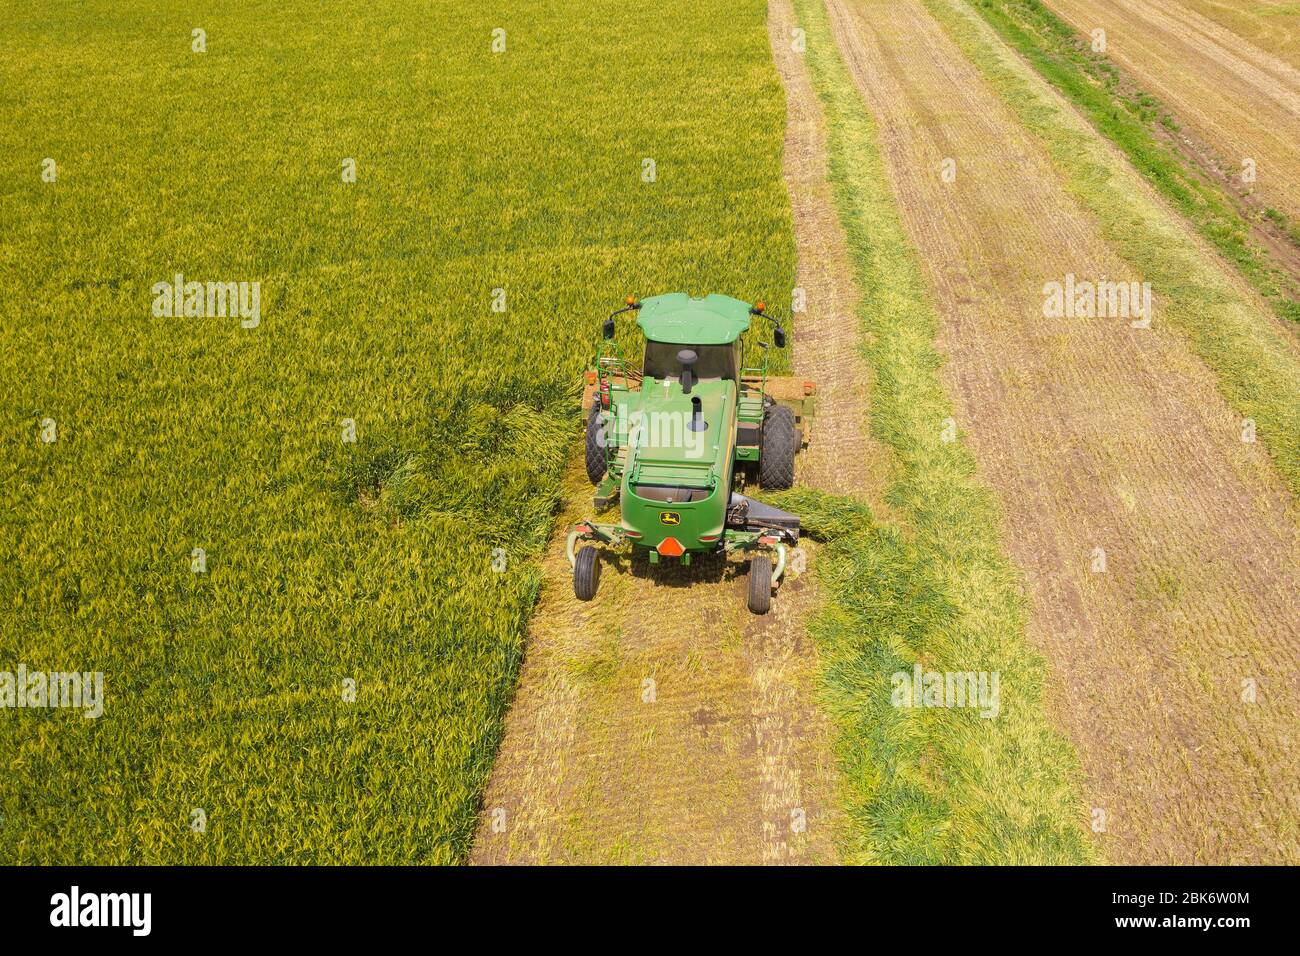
[966, 0, 1300, 323]
[0, 0, 794, 863]
[935, 0, 1300, 498]
[778, 0, 1095, 864]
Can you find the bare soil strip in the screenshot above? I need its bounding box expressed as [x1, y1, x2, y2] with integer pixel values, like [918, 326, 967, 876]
[826, 0, 1299, 863]
[1046, 0, 1300, 223]
[771, 2, 894, 509]
[469, 4, 877, 864]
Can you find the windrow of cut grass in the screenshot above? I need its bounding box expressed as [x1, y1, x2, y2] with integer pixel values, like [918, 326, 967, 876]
[939, 0, 1300, 498]
[776, 0, 1095, 864]
[0, 0, 794, 863]
[965, 0, 1300, 323]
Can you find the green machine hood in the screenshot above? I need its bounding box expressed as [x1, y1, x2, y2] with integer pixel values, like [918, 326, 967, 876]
[625, 378, 732, 488]
[618, 377, 737, 547]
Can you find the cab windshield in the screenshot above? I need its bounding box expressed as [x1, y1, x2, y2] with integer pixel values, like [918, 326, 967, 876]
[642, 341, 737, 382]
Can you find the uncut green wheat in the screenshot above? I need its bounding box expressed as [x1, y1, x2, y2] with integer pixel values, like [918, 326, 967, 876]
[0, 0, 794, 863]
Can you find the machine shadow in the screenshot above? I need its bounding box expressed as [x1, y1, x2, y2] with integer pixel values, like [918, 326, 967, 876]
[604, 546, 748, 589]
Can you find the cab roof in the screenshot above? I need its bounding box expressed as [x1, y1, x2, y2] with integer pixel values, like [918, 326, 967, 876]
[636, 293, 752, 346]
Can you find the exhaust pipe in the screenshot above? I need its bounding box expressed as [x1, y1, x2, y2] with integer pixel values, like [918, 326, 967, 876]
[677, 348, 697, 394]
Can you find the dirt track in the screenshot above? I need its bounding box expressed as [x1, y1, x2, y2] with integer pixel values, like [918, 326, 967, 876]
[469, 3, 874, 864]
[1046, 0, 1300, 223]
[825, 0, 1300, 863]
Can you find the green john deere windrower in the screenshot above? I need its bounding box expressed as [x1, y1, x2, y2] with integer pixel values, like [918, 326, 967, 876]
[567, 293, 815, 614]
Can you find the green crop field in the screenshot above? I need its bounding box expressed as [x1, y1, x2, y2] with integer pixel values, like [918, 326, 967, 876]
[0, 0, 794, 863]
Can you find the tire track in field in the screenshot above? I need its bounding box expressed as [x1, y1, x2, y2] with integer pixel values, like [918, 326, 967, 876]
[826, 0, 1300, 863]
[469, 1, 876, 864]
[1045, 0, 1300, 222]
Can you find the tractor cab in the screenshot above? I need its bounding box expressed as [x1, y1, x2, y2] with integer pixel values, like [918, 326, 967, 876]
[641, 339, 738, 385]
[636, 292, 751, 380]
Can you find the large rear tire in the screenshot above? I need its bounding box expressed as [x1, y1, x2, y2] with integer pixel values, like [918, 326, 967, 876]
[574, 545, 601, 601]
[747, 554, 773, 615]
[585, 404, 607, 484]
[759, 404, 797, 490]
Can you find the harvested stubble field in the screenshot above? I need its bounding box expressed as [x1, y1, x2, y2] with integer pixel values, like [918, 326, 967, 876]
[1179, 0, 1300, 68]
[814, 0, 1300, 862]
[1043, 0, 1300, 224]
[3, 0, 1297, 867]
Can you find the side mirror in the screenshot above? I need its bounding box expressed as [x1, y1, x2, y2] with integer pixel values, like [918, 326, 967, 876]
[602, 318, 615, 339]
[773, 326, 786, 349]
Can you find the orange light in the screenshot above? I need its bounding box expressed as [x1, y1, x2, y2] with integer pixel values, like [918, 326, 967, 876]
[657, 536, 685, 557]
[626, 295, 636, 306]
[585, 370, 597, 385]
[755, 301, 766, 312]
[699, 534, 719, 542]
[803, 381, 815, 394]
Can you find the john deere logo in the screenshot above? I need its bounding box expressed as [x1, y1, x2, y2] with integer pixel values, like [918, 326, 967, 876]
[659, 511, 681, 526]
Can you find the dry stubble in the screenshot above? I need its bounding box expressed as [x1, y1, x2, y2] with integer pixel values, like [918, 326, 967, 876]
[826, 0, 1299, 863]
